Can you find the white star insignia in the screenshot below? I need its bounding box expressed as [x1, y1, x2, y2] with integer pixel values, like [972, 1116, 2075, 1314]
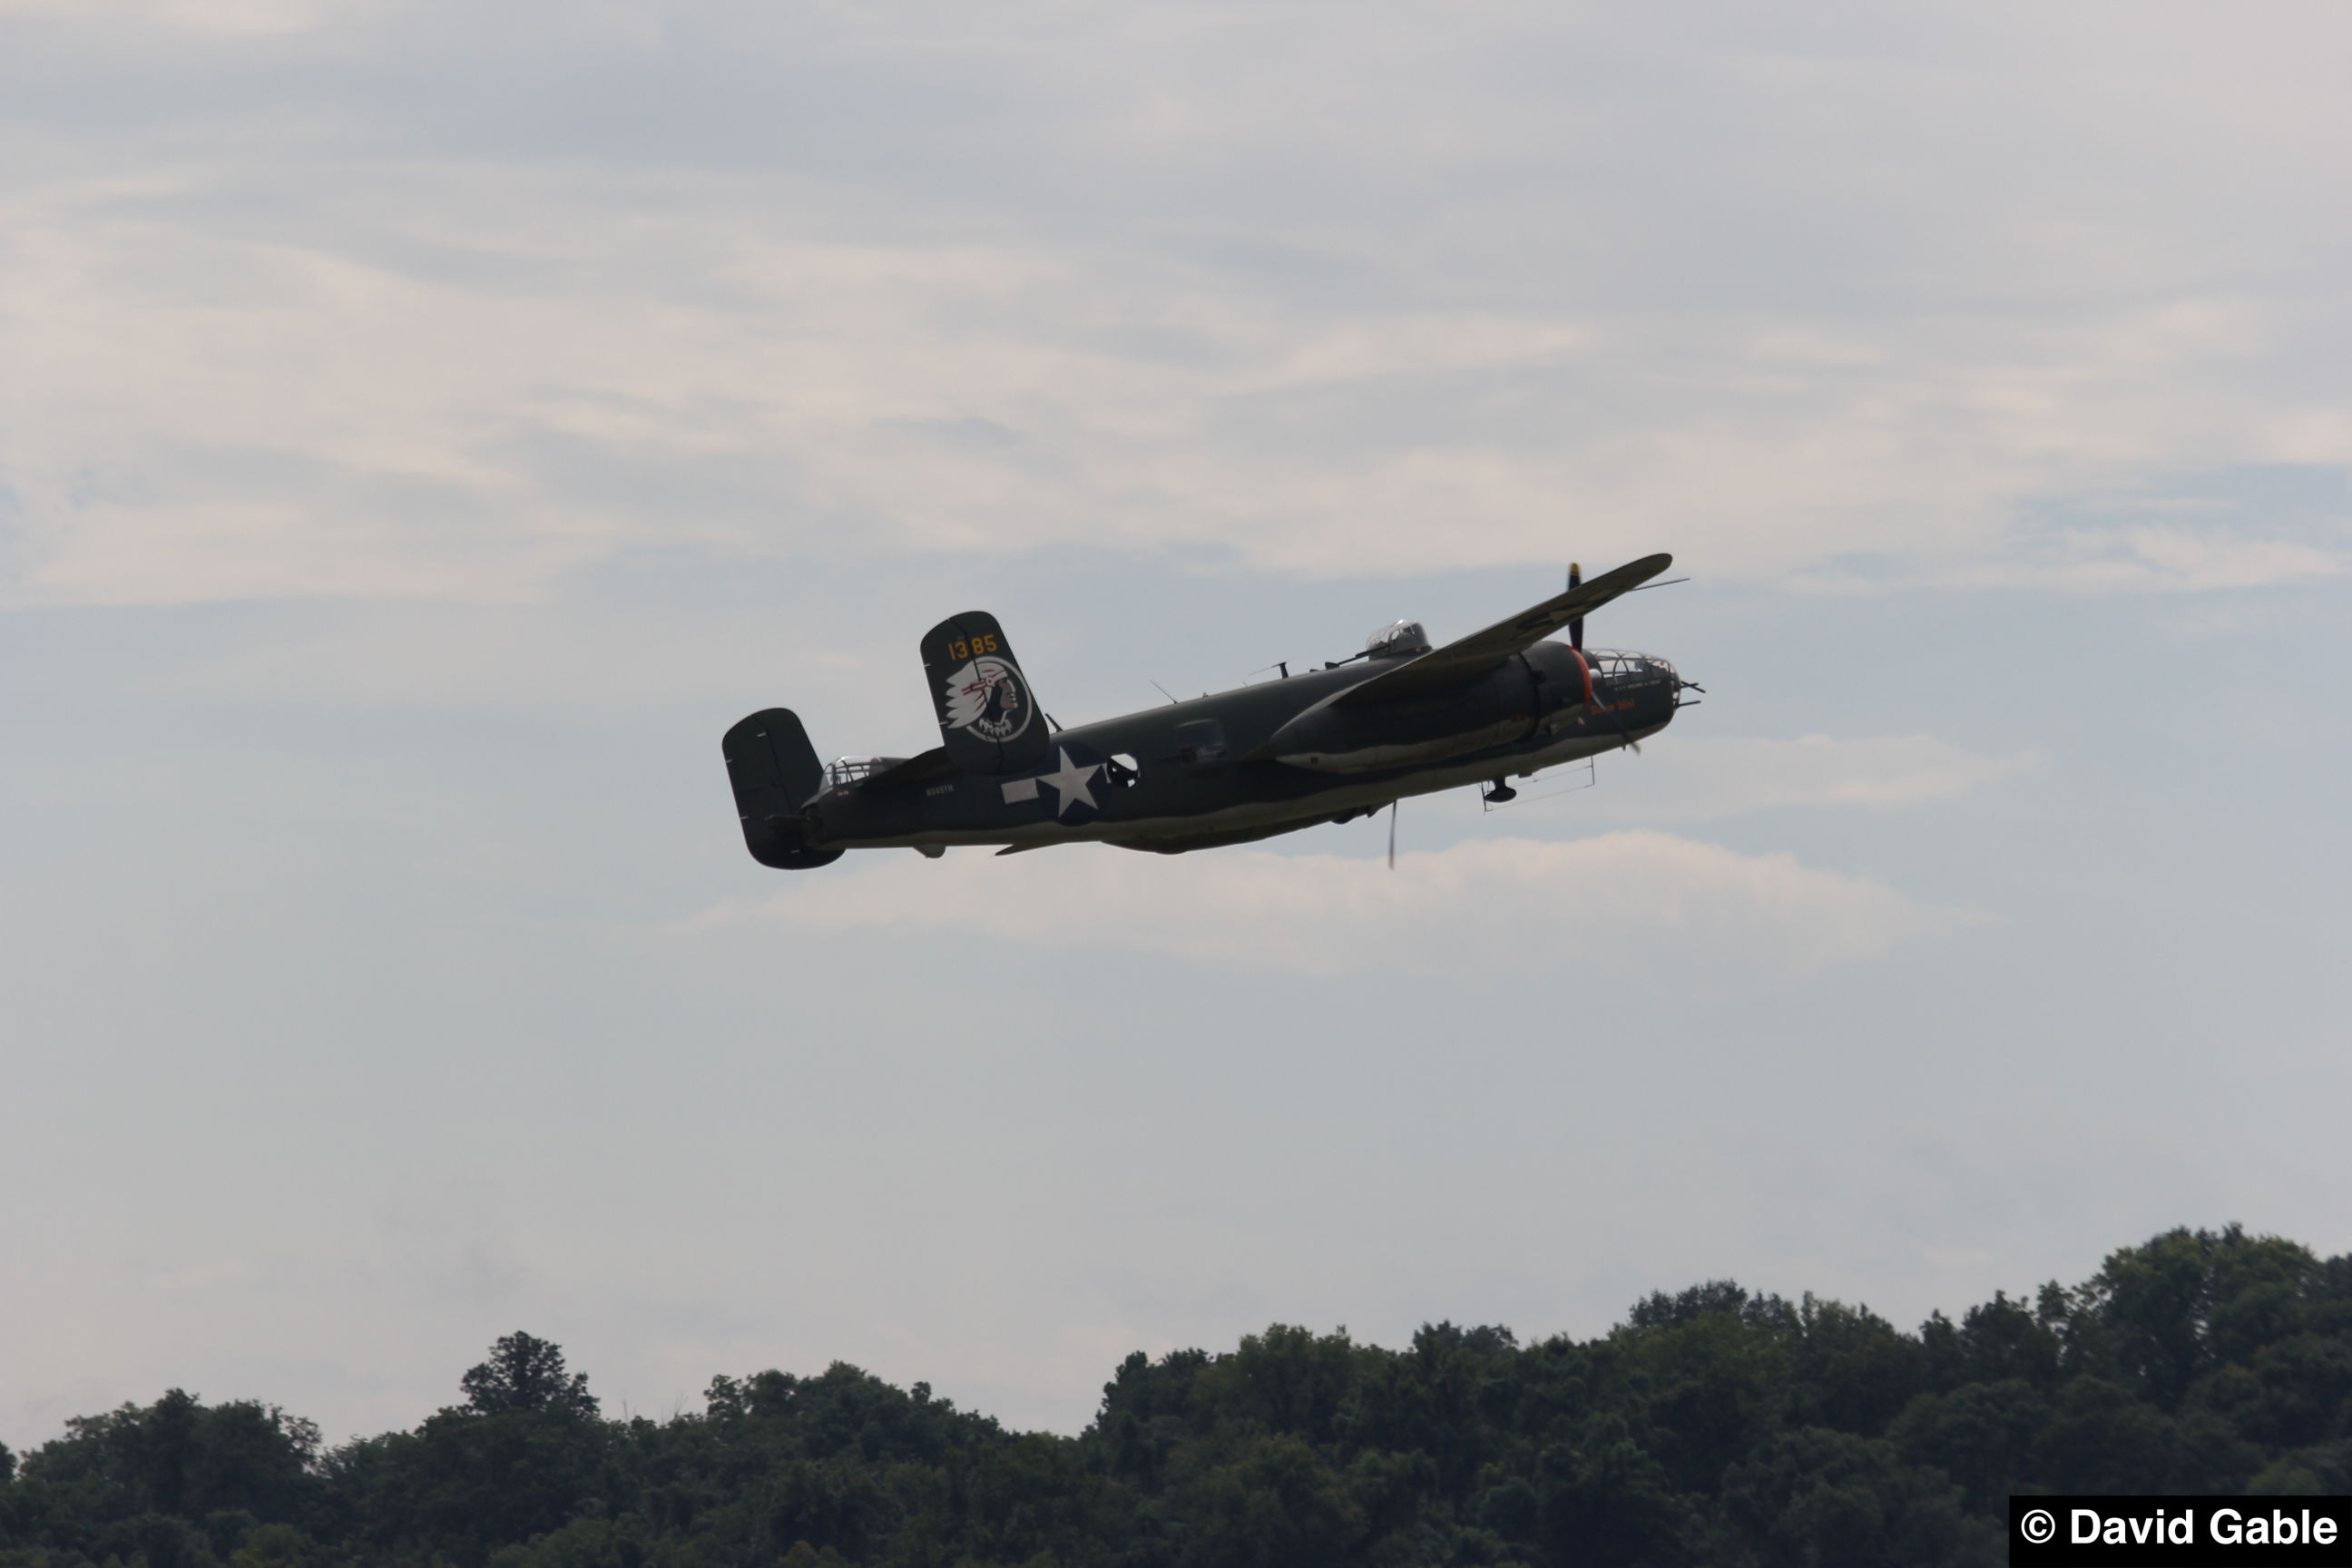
[1035, 747, 1101, 818]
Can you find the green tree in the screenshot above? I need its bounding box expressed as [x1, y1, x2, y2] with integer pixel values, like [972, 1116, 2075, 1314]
[2058, 1226, 2319, 1412]
[463, 1333, 601, 1421]
[2028, 1377, 2178, 1494]
[1714, 1427, 1994, 1568]
[7, 1227, 2351, 1568]
[1175, 1431, 1363, 1568]
[1887, 1380, 2048, 1514]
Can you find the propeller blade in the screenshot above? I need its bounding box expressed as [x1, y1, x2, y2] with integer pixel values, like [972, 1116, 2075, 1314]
[1387, 799, 1396, 869]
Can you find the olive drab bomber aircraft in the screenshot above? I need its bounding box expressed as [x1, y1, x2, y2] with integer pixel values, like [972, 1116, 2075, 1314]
[721, 554, 1698, 868]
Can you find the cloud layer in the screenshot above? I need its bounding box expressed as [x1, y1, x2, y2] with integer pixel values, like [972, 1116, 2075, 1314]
[724, 829, 1958, 980]
[1568, 734, 2034, 822]
[3, 3, 2347, 604]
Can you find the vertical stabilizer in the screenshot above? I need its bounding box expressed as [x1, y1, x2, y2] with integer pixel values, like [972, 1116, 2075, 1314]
[919, 612, 1054, 776]
[721, 708, 842, 868]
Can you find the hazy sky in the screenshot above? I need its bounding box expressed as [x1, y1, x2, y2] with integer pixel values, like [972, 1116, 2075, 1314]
[3, 2, 2347, 1449]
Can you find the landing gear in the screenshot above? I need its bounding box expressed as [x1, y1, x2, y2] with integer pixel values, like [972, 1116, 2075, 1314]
[1482, 778, 1517, 804]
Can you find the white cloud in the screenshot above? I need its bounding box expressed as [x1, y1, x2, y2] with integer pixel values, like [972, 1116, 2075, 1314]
[2029, 524, 2348, 594]
[714, 829, 1960, 980]
[2, 5, 2347, 605]
[0, 0, 340, 34]
[1575, 734, 2035, 823]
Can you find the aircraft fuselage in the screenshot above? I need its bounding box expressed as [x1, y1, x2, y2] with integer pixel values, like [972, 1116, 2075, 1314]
[721, 554, 1689, 867]
[802, 641, 1682, 858]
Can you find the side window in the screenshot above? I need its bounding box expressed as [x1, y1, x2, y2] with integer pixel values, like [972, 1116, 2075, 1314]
[1173, 720, 1227, 765]
[1105, 751, 1142, 788]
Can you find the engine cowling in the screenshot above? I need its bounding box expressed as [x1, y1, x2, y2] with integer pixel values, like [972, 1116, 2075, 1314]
[1270, 657, 1540, 772]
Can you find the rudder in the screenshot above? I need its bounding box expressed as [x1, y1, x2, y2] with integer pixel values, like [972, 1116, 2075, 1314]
[721, 708, 843, 869]
[920, 612, 1053, 776]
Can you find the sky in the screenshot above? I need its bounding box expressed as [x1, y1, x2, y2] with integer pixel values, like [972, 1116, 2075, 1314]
[2, 1, 2348, 1449]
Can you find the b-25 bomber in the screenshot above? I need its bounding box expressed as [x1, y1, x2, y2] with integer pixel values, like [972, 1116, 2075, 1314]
[722, 554, 1695, 867]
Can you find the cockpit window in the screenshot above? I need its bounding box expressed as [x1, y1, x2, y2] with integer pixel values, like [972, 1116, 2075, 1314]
[1583, 650, 1675, 684]
[1364, 620, 1431, 658]
[825, 756, 906, 789]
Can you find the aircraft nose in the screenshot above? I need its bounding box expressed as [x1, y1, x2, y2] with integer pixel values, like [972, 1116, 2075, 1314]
[1604, 651, 1700, 710]
[1652, 654, 1703, 707]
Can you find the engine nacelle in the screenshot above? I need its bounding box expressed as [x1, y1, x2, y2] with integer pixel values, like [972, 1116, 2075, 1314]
[1270, 656, 1540, 772]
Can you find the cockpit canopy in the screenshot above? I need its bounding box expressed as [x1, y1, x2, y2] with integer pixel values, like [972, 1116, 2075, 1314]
[1582, 649, 1677, 686]
[1364, 620, 1431, 659]
[824, 755, 907, 790]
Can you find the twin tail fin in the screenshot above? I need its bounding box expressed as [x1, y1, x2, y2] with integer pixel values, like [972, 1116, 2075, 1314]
[721, 708, 842, 868]
[919, 612, 1054, 776]
[723, 612, 1050, 870]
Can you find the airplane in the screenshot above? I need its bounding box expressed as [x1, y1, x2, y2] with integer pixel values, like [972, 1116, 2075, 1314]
[721, 553, 1696, 867]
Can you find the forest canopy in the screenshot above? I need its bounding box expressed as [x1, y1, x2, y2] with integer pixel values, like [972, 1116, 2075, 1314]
[4, 1225, 2348, 1568]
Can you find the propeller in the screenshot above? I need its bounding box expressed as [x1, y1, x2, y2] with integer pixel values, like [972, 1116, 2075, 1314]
[1567, 562, 1583, 650]
[1387, 799, 1397, 869]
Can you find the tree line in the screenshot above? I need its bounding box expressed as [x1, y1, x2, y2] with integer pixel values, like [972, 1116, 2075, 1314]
[3, 1224, 2347, 1568]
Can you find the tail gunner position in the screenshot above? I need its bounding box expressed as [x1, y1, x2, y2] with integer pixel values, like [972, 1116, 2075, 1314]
[722, 554, 1698, 867]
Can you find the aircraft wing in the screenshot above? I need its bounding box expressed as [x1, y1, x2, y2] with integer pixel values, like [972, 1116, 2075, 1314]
[1333, 552, 1673, 706]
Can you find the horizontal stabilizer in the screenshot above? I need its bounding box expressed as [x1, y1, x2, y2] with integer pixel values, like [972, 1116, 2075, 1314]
[1334, 553, 1672, 706]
